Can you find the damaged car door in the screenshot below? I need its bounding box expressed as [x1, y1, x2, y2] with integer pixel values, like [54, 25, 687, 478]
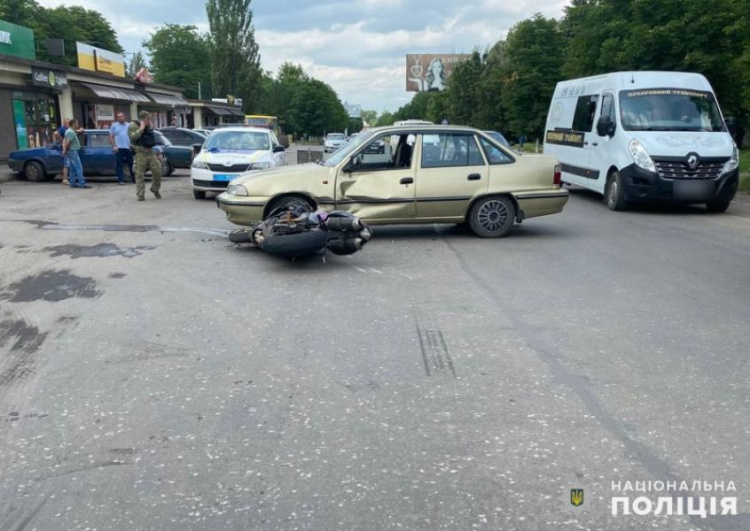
[334, 133, 416, 222]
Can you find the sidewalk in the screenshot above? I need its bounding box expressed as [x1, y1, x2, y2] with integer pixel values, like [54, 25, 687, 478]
[0, 168, 16, 183]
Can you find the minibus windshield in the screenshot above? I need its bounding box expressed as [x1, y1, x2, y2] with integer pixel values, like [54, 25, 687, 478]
[619, 89, 726, 132]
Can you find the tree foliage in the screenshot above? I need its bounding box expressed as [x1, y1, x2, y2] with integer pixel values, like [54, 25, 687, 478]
[206, 0, 260, 111]
[255, 63, 349, 137]
[387, 1, 750, 140]
[144, 25, 211, 99]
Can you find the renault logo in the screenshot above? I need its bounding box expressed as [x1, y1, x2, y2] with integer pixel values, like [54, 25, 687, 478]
[687, 154, 699, 171]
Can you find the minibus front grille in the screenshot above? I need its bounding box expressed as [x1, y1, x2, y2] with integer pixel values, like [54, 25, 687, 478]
[654, 159, 727, 180]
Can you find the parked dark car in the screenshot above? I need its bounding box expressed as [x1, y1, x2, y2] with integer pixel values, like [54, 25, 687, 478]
[153, 131, 195, 176]
[7, 130, 168, 182]
[158, 127, 207, 147]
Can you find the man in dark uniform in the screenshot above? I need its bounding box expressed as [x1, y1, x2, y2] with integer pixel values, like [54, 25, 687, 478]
[128, 110, 162, 201]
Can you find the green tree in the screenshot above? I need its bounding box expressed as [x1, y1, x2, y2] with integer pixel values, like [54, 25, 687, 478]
[360, 110, 378, 126]
[206, 0, 260, 112]
[0, 0, 41, 28]
[144, 25, 211, 99]
[127, 51, 147, 78]
[500, 14, 565, 139]
[445, 51, 484, 127]
[375, 111, 394, 127]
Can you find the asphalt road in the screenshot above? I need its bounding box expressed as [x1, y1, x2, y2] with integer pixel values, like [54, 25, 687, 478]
[0, 173, 749, 531]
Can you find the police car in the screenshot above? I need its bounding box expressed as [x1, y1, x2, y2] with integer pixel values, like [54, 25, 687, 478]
[190, 126, 287, 199]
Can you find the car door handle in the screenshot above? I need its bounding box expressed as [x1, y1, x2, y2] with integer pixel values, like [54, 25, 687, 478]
[592, 142, 598, 146]
[467, 173, 481, 181]
[400, 177, 414, 185]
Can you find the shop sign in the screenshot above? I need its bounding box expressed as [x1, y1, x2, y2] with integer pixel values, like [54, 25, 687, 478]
[95, 104, 115, 121]
[31, 67, 68, 89]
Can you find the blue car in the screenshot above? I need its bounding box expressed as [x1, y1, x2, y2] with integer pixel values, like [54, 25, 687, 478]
[7, 129, 167, 182]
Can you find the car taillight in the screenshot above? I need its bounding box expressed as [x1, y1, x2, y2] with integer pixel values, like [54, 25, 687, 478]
[554, 164, 561, 186]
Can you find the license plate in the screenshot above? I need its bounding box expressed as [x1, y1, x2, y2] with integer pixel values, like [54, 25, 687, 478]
[213, 174, 237, 182]
[673, 179, 714, 200]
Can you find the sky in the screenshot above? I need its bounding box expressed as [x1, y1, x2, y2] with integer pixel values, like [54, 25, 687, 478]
[36, 0, 569, 113]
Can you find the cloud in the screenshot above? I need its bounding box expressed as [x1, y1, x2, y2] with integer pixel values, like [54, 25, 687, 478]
[36, 0, 569, 112]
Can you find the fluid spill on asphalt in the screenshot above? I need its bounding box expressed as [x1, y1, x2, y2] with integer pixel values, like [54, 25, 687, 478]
[0, 269, 101, 303]
[41, 243, 155, 259]
[20, 220, 228, 237]
[109, 272, 127, 279]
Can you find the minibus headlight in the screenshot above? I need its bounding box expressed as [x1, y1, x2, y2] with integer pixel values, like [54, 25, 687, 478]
[722, 144, 739, 174]
[629, 140, 656, 173]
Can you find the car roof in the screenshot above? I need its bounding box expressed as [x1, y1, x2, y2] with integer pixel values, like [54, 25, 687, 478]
[366, 124, 484, 134]
[208, 127, 270, 134]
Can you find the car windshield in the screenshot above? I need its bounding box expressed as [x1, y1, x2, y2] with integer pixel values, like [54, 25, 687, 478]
[204, 131, 270, 151]
[619, 89, 726, 132]
[323, 129, 376, 166]
[327, 134, 345, 140]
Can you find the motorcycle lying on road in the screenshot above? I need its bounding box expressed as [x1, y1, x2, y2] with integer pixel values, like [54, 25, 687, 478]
[228, 204, 372, 259]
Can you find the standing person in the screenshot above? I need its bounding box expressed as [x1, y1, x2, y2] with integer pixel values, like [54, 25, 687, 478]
[109, 112, 134, 185]
[62, 119, 89, 189]
[128, 110, 162, 201]
[55, 118, 70, 185]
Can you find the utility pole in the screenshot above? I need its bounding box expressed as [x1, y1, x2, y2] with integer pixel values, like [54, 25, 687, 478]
[198, 82, 202, 100]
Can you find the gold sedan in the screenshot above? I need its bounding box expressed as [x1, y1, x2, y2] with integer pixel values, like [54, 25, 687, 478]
[217, 125, 568, 238]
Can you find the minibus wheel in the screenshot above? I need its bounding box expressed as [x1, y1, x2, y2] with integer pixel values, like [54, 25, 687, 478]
[605, 172, 627, 211]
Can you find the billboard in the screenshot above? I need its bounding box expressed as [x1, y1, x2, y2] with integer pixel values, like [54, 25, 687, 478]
[406, 54, 471, 92]
[0, 19, 36, 60]
[76, 42, 126, 77]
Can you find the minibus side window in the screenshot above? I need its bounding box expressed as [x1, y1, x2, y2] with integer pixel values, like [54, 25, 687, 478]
[573, 95, 599, 132]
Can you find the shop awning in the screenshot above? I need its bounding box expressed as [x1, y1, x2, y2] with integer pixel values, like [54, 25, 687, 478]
[228, 108, 245, 117]
[206, 106, 233, 116]
[80, 82, 151, 102]
[148, 93, 189, 106]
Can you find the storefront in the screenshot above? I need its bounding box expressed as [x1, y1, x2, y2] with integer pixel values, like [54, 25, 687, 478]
[187, 99, 245, 128]
[0, 54, 188, 162]
[140, 90, 190, 128]
[70, 82, 151, 128]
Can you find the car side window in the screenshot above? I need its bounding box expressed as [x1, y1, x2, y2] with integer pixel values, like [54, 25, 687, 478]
[353, 133, 412, 170]
[479, 137, 513, 164]
[421, 133, 485, 168]
[89, 134, 111, 148]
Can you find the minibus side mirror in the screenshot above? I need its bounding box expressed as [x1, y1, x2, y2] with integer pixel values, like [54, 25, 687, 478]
[597, 117, 616, 137]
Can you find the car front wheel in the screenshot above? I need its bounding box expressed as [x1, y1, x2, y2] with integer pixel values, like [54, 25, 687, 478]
[24, 161, 46, 182]
[468, 196, 516, 238]
[266, 195, 314, 217]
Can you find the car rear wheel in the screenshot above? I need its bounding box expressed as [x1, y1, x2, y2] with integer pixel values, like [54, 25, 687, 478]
[468, 196, 515, 238]
[24, 161, 46, 182]
[605, 171, 627, 211]
[193, 190, 207, 200]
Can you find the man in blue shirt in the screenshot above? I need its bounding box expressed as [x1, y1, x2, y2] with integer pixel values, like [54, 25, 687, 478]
[109, 112, 134, 184]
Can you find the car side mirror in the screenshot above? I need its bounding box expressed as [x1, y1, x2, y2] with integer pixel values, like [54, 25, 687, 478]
[192, 143, 202, 156]
[597, 116, 616, 137]
[273, 145, 285, 153]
